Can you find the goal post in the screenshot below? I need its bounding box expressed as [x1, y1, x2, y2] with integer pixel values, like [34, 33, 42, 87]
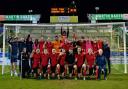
[2, 22, 127, 76]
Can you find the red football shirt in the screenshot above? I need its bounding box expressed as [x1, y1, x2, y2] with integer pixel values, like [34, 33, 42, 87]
[81, 41, 86, 50]
[93, 42, 98, 53]
[75, 53, 85, 67]
[50, 53, 59, 67]
[62, 43, 71, 51]
[32, 53, 41, 68]
[46, 42, 53, 54]
[39, 41, 45, 52]
[58, 54, 66, 66]
[86, 53, 95, 68]
[97, 40, 103, 49]
[41, 53, 49, 67]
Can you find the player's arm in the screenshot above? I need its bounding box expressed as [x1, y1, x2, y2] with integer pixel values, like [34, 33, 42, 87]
[30, 50, 35, 58]
[67, 27, 69, 38]
[8, 37, 13, 44]
[61, 27, 63, 35]
[43, 41, 47, 48]
[75, 55, 77, 64]
[57, 53, 61, 64]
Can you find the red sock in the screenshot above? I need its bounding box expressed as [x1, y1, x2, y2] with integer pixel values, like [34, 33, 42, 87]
[83, 69, 86, 76]
[47, 67, 51, 74]
[57, 67, 60, 74]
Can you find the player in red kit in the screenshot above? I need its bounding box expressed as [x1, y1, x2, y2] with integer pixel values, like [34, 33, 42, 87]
[75, 47, 86, 79]
[80, 36, 86, 54]
[30, 49, 41, 78]
[97, 38, 103, 50]
[86, 48, 96, 79]
[45, 37, 53, 54]
[41, 49, 49, 78]
[92, 38, 98, 56]
[39, 37, 45, 53]
[33, 39, 39, 51]
[61, 39, 71, 52]
[50, 48, 59, 78]
[57, 48, 66, 79]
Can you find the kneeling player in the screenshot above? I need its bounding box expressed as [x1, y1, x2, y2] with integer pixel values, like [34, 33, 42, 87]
[86, 48, 96, 78]
[75, 47, 86, 80]
[41, 49, 49, 79]
[66, 47, 75, 78]
[30, 49, 41, 78]
[57, 48, 66, 79]
[96, 49, 107, 80]
[50, 49, 59, 78]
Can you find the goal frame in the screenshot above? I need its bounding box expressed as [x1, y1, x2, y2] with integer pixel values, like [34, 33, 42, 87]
[2, 22, 127, 75]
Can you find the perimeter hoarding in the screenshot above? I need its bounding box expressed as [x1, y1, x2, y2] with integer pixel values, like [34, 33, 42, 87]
[0, 15, 40, 21]
[89, 14, 128, 20]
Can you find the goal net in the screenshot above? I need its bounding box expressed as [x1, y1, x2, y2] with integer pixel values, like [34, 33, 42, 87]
[1, 22, 128, 76]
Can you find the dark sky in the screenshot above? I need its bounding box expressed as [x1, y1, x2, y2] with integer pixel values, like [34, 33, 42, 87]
[0, 0, 127, 23]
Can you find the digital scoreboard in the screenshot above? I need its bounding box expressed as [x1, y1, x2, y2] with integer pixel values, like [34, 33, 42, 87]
[51, 7, 77, 14]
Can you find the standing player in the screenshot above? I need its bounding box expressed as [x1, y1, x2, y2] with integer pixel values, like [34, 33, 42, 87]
[75, 47, 86, 79]
[30, 49, 41, 78]
[60, 27, 69, 43]
[80, 36, 86, 54]
[41, 49, 49, 78]
[8, 37, 19, 76]
[25, 36, 33, 76]
[57, 48, 66, 79]
[26, 36, 33, 54]
[97, 37, 103, 50]
[50, 49, 59, 78]
[33, 39, 39, 51]
[52, 36, 61, 53]
[45, 37, 53, 54]
[39, 37, 45, 53]
[103, 40, 111, 74]
[92, 38, 98, 56]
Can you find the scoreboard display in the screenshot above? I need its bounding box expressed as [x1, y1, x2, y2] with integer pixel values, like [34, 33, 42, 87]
[51, 7, 77, 14]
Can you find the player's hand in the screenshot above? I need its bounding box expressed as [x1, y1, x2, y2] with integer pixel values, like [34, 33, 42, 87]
[75, 58, 77, 62]
[47, 64, 51, 68]
[59, 52, 63, 56]
[32, 50, 35, 53]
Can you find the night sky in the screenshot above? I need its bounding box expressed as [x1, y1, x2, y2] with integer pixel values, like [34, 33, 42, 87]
[0, 0, 127, 23]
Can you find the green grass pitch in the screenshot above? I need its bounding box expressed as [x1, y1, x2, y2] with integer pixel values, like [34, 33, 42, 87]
[0, 74, 128, 89]
[0, 65, 128, 89]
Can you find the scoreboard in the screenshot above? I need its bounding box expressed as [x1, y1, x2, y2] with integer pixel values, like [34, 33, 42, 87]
[51, 7, 77, 14]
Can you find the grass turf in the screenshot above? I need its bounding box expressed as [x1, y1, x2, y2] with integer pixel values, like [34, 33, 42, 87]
[0, 74, 128, 89]
[0, 65, 128, 89]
